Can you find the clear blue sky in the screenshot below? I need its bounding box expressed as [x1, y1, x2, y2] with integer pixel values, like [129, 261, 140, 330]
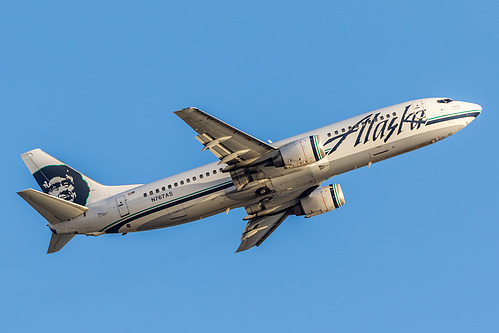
[1, 1, 498, 332]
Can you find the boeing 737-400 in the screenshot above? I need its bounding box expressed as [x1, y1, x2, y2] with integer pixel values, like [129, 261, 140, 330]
[18, 98, 481, 253]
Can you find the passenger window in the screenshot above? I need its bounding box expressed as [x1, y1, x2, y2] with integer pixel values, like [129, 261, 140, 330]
[206, 172, 210, 176]
[380, 116, 384, 120]
[348, 126, 351, 131]
[149, 191, 153, 195]
[327, 133, 331, 137]
[392, 112, 396, 116]
[386, 114, 390, 118]
[180, 180, 184, 185]
[156, 189, 159, 193]
[186, 178, 190, 183]
[200, 174, 203, 179]
[193, 176, 196, 181]
[213, 170, 217, 175]
[335, 130, 338, 135]
[143, 193, 147, 197]
[168, 184, 172, 189]
[341, 128, 345, 133]
[219, 168, 223, 172]
[174, 183, 178, 187]
[162, 186, 165, 191]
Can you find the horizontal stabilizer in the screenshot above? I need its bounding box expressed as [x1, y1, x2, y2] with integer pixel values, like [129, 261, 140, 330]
[48, 234, 75, 254]
[18, 189, 88, 225]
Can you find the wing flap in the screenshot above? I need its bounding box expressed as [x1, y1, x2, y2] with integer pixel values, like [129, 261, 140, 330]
[175, 107, 275, 165]
[236, 211, 290, 253]
[18, 188, 88, 224]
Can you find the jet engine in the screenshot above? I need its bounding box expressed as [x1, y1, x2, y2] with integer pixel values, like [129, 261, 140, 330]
[295, 184, 345, 218]
[273, 135, 326, 168]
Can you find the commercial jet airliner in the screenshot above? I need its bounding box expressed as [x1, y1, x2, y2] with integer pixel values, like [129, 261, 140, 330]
[18, 98, 481, 253]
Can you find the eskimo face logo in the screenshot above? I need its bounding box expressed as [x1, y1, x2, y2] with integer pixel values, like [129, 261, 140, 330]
[33, 165, 90, 206]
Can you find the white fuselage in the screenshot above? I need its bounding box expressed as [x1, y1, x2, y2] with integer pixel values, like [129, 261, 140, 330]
[50, 98, 481, 236]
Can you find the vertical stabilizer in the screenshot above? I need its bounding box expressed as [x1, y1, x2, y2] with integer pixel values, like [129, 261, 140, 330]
[20, 149, 139, 205]
[48, 234, 75, 254]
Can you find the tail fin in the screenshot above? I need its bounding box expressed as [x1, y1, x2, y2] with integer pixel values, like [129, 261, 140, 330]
[21, 149, 140, 206]
[21, 149, 108, 205]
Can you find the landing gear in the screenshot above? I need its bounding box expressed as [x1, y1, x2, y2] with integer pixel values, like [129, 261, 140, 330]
[255, 187, 271, 196]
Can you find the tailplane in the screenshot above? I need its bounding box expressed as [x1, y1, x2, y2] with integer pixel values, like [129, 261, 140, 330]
[17, 189, 88, 225]
[17, 189, 87, 254]
[48, 234, 75, 254]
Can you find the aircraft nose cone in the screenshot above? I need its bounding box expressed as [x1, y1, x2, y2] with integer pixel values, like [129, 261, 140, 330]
[462, 102, 482, 125]
[475, 103, 482, 113]
[471, 103, 482, 117]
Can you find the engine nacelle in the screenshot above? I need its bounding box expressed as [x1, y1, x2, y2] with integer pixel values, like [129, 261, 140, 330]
[273, 135, 326, 168]
[295, 184, 345, 218]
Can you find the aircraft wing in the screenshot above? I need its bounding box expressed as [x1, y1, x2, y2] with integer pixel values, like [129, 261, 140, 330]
[174, 107, 275, 167]
[236, 210, 290, 253]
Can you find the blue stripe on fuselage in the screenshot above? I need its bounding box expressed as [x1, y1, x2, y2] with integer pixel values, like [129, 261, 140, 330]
[426, 111, 480, 126]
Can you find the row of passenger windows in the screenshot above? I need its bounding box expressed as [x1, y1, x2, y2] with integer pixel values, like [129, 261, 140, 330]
[327, 112, 398, 137]
[143, 168, 224, 197]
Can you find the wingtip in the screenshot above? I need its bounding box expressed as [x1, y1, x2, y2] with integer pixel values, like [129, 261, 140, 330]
[173, 107, 200, 115]
[235, 244, 251, 253]
[17, 189, 31, 198]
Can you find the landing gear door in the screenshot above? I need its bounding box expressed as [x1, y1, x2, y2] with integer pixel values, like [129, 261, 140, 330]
[168, 203, 187, 220]
[116, 195, 130, 217]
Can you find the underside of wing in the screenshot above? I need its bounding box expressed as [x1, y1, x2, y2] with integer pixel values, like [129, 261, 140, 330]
[18, 188, 88, 224]
[174, 107, 275, 167]
[236, 210, 290, 253]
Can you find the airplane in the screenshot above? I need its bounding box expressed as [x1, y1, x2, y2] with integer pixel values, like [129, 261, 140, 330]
[18, 97, 481, 254]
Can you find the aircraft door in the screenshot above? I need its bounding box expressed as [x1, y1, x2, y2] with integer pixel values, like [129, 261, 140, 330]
[116, 195, 130, 217]
[412, 100, 426, 118]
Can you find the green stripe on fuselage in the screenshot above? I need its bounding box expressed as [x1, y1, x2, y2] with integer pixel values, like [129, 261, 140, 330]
[428, 109, 481, 121]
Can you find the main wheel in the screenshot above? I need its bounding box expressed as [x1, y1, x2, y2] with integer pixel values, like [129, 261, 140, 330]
[255, 187, 270, 196]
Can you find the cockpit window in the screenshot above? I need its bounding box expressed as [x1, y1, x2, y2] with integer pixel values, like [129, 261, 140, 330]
[437, 98, 453, 104]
